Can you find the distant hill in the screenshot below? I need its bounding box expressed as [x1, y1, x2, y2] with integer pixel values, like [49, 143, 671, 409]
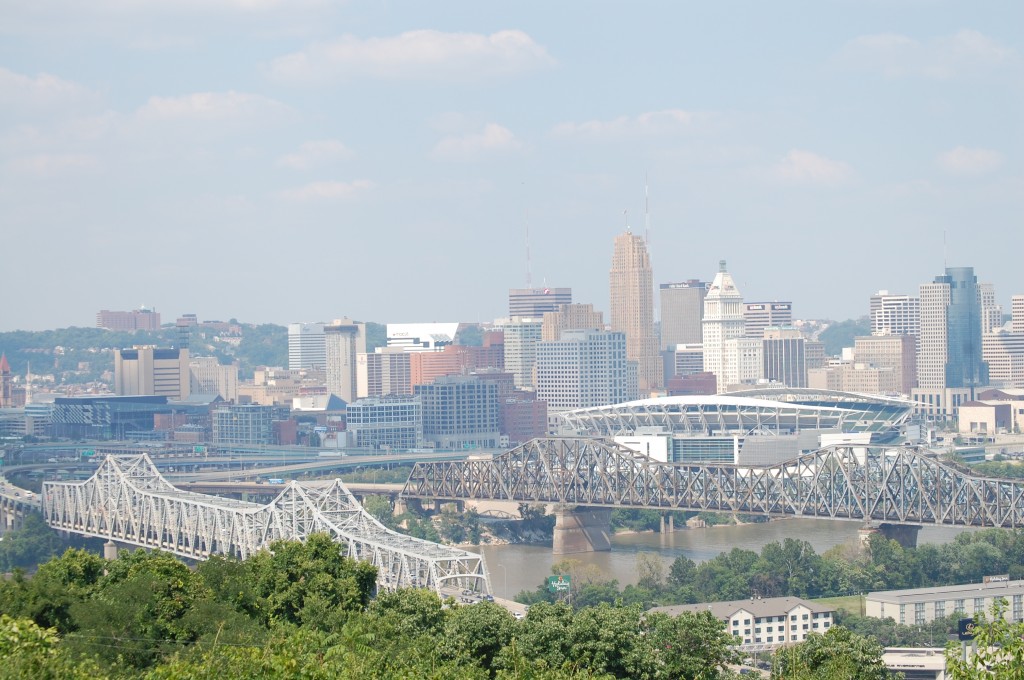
[817, 317, 872, 356]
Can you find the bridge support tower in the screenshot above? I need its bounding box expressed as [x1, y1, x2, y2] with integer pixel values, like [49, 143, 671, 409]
[861, 523, 921, 549]
[552, 506, 611, 554]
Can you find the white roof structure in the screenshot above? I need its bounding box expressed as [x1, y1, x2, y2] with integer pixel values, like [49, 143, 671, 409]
[560, 389, 914, 437]
[387, 322, 461, 352]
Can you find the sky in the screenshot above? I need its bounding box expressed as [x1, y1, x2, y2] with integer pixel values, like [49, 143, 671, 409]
[1, 1, 1022, 331]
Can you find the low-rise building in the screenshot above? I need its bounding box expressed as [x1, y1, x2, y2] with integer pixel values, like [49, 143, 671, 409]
[866, 578, 1024, 626]
[649, 596, 835, 649]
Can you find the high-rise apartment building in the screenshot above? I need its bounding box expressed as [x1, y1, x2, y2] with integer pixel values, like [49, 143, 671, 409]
[97, 307, 161, 331]
[702, 261, 746, 394]
[541, 303, 604, 342]
[345, 396, 423, 450]
[324, 318, 365, 403]
[659, 281, 708, 349]
[870, 292, 920, 338]
[609, 231, 661, 393]
[983, 333, 1024, 389]
[288, 322, 326, 370]
[509, 287, 572, 318]
[535, 329, 636, 412]
[415, 375, 500, 450]
[1013, 295, 1024, 334]
[500, 316, 543, 389]
[762, 327, 807, 388]
[114, 346, 190, 400]
[744, 303, 793, 340]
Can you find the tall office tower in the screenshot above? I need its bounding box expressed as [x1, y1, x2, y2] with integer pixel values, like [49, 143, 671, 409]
[114, 346, 190, 400]
[609, 231, 662, 393]
[358, 348, 412, 398]
[804, 341, 827, 370]
[189, 356, 239, 401]
[853, 334, 917, 394]
[918, 267, 988, 391]
[663, 344, 704, 382]
[288, 322, 326, 370]
[762, 327, 807, 388]
[415, 375, 500, 450]
[659, 280, 709, 349]
[500, 316, 543, 389]
[1014, 295, 1024, 334]
[541, 303, 604, 342]
[744, 302, 793, 340]
[721, 337, 764, 389]
[97, 307, 162, 331]
[982, 333, 1024, 388]
[509, 287, 572, 317]
[979, 283, 1003, 334]
[0, 353, 11, 408]
[870, 292, 921, 338]
[535, 329, 637, 412]
[702, 261, 746, 393]
[324, 318, 365, 403]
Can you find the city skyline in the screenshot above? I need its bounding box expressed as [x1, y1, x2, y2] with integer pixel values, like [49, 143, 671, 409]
[2, 2, 1021, 331]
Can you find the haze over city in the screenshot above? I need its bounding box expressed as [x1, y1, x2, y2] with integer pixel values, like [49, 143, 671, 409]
[1, 1, 1021, 331]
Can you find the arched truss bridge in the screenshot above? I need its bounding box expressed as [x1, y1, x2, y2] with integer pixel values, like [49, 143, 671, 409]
[403, 438, 1024, 528]
[43, 454, 488, 594]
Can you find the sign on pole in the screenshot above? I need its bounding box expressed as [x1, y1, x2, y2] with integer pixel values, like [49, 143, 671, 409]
[547, 575, 571, 593]
[958, 618, 976, 641]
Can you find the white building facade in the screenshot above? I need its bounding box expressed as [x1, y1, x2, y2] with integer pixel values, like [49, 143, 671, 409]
[702, 261, 746, 394]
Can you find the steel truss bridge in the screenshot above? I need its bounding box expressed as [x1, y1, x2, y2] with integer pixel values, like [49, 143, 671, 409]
[43, 454, 488, 594]
[403, 438, 1024, 528]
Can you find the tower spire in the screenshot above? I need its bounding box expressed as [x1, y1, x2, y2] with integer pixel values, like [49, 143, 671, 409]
[644, 173, 650, 245]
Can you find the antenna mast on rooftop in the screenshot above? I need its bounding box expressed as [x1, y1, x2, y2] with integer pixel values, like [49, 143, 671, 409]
[644, 173, 650, 245]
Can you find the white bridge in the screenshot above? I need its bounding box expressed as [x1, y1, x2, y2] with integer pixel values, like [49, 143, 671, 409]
[43, 454, 489, 595]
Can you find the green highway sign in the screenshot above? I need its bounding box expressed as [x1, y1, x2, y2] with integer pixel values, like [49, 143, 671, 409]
[81, 449, 95, 457]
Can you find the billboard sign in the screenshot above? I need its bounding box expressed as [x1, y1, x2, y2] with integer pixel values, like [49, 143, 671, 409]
[547, 575, 570, 593]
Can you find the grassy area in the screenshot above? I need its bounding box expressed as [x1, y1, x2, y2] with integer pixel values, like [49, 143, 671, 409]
[812, 594, 864, 615]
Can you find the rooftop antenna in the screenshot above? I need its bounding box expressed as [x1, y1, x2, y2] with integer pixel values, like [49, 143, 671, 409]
[644, 173, 650, 245]
[624, 208, 630, 232]
[523, 182, 532, 288]
[943, 230, 947, 270]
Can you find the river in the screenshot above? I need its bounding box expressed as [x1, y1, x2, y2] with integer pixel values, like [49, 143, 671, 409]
[468, 519, 976, 600]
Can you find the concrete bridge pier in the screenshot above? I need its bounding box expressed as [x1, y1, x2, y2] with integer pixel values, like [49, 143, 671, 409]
[860, 523, 921, 549]
[393, 498, 409, 516]
[552, 506, 611, 554]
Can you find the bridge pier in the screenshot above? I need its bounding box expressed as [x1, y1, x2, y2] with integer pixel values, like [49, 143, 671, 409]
[861, 523, 921, 549]
[103, 540, 118, 561]
[552, 506, 611, 554]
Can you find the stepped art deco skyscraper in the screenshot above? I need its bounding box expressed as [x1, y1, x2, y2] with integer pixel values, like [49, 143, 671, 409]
[610, 229, 662, 393]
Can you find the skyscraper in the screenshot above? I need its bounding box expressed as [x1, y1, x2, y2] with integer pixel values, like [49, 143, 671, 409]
[541, 303, 604, 342]
[288, 322, 326, 370]
[979, 282, 1003, 334]
[609, 230, 662, 393]
[114, 346, 190, 400]
[762, 327, 807, 388]
[917, 266, 988, 394]
[500, 317, 543, 389]
[659, 280, 708, 349]
[701, 261, 746, 393]
[324, 318, 365, 403]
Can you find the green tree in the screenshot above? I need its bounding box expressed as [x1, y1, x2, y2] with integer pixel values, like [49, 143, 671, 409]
[440, 601, 515, 671]
[771, 626, 890, 680]
[0, 512, 64, 572]
[945, 599, 1024, 679]
[0, 615, 104, 680]
[631, 610, 743, 680]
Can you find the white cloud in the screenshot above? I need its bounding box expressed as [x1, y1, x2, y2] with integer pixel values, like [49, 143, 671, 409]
[269, 29, 553, 83]
[136, 90, 290, 122]
[431, 124, 523, 162]
[837, 29, 1015, 79]
[0, 66, 96, 110]
[771, 149, 854, 186]
[277, 179, 374, 202]
[7, 153, 99, 178]
[278, 139, 353, 170]
[551, 109, 695, 139]
[937, 146, 1003, 175]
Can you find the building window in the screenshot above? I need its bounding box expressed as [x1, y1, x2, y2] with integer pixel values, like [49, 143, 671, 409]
[954, 599, 965, 615]
[915, 603, 926, 625]
[899, 604, 906, 625]
[935, 600, 945, 619]
[975, 598, 985, 614]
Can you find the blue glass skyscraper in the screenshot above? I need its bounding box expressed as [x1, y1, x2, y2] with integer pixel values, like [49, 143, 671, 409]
[935, 267, 989, 389]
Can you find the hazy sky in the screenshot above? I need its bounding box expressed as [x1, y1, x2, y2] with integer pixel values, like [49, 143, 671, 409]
[2, 1, 1021, 331]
